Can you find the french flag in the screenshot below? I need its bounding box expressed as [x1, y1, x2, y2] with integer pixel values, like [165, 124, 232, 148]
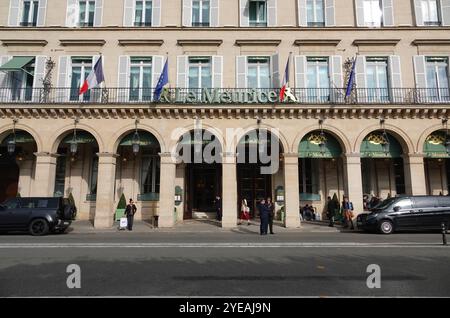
[79, 56, 105, 95]
[280, 56, 290, 102]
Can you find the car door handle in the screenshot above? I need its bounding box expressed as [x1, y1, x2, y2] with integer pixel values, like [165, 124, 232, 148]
[418, 210, 423, 212]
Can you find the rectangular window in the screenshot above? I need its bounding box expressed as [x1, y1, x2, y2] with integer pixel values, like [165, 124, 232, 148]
[70, 57, 92, 101]
[247, 57, 271, 89]
[188, 56, 212, 91]
[78, 0, 95, 27]
[306, 57, 330, 102]
[299, 158, 319, 195]
[89, 153, 98, 196]
[426, 57, 450, 102]
[366, 57, 390, 102]
[129, 57, 152, 101]
[54, 153, 67, 197]
[363, 0, 382, 27]
[21, 0, 39, 26]
[249, 0, 267, 27]
[134, 0, 152, 26]
[140, 148, 160, 195]
[393, 158, 405, 195]
[192, 0, 210, 26]
[421, 0, 441, 26]
[9, 58, 34, 102]
[306, 0, 325, 27]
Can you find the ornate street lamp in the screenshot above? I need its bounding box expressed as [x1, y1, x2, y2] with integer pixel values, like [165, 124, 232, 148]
[380, 118, 390, 155]
[70, 118, 79, 155]
[443, 119, 450, 155]
[132, 119, 140, 155]
[318, 119, 327, 154]
[7, 119, 18, 155]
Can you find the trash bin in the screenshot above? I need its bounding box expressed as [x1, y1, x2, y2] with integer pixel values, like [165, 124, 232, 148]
[153, 215, 159, 228]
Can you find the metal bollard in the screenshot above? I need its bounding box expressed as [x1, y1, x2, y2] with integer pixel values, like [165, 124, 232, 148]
[442, 223, 448, 246]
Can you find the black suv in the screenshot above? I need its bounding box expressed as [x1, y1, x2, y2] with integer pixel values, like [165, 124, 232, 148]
[0, 197, 76, 236]
[357, 195, 450, 234]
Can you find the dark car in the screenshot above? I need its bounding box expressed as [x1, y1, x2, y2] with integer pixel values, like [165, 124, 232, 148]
[0, 197, 76, 236]
[357, 195, 450, 234]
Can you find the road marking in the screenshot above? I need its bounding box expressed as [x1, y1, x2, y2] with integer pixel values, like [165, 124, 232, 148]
[0, 242, 446, 248]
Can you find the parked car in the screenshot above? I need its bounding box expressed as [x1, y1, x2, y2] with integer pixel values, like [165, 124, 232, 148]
[0, 197, 76, 236]
[357, 195, 450, 234]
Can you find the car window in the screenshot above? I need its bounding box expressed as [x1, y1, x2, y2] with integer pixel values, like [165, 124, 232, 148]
[394, 199, 413, 211]
[21, 199, 35, 209]
[34, 199, 57, 209]
[438, 197, 450, 207]
[414, 197, 438, 209]
[2, 199, 20, 209]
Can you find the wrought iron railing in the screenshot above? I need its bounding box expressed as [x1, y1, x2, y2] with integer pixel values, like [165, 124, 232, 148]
[0, 87, 449, 105]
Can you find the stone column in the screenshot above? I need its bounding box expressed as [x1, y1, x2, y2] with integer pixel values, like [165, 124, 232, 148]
[94, 153, 118, 228]
[17, 158, 35, 196]
[33, 152, 58, 196]
[283, 153, 301, 228]
[221, 152, 238, 228]
[343, 154, 364, 215]
[158, 152, 176, 228]
[404, 154, 427, 195]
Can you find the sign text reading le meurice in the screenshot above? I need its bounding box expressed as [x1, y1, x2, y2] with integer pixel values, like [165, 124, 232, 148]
[159, 88, 297, 104]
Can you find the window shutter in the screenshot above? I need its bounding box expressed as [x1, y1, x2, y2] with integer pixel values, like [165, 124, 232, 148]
[240, 0, 249, 27]
[8, 0, 20, 26]
[66, 0, 79, 27]
[295, 56, 307, 101]
[118, 55, 130, 102]
[0, 56, 12, 89]
[413, 55, 427, 89]
[324, 0, 335, 26]
[212, 56, 223, 88]
[271, 54, 280, 89]
[57, 56, 71, 102]
[236, 56, 247, 88]
[355, 0, 365, 26]
[94, 0, 103, 26]
[442, 0, 450, 26]
[382, 0, 394, 26]
[123, 0, 134, 26]
[298, 0, 307, 26]
[389, 55, 402, 102]
[210, 0, 219, 27]
[414, 0, 424, 26]
[152, 0, 161, 26]
[355, 55, 367, 102]
[267, 0, 277, 26]
[177, 56, 188, 88]
[37, 0, 47, 26]
[182, 0, 192, 27]
[152, 55, 165, 100]
[329, 55, 343, 88]
[32, 56, 47, 102]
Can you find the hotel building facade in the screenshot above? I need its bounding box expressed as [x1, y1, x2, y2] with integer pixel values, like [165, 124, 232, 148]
[0, 0, 450, 228]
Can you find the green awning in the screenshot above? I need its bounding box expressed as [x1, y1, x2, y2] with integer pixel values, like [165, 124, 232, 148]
[1, 131, 35, 145]
[298, 132, 342, 158]
[62, 131, 97, 145]
[120, 131, 159, 147]
[360, 132, 402, 158]
[423, 131, 450, 158]
[178, 131, 217, 146]
[0, 56, 35, 75]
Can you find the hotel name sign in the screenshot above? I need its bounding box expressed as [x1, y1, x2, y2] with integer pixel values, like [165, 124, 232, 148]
[158, 87, 298, 104]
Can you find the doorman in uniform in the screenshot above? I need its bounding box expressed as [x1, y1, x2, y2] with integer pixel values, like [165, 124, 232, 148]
[258, 199, 269, 235]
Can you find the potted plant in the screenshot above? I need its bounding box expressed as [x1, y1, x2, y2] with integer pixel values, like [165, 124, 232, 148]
[115, 193, 126, 221]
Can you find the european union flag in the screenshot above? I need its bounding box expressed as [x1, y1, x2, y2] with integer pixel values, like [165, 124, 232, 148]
[345, 57, 357, 98]
[153, 59, 168, 101]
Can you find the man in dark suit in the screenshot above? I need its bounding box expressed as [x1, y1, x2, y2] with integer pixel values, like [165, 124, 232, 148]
[258, 199, 269, 235]
[125, 199, 137, 231]
[266, 197, 275, 234]
[214, 195, 222, 221]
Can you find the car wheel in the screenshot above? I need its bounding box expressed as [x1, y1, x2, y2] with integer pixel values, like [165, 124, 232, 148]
[379, 220, 394, 235]
[29, 219, 49, 236]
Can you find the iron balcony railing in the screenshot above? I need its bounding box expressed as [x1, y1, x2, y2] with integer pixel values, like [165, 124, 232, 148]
[0, 87, 449, 105]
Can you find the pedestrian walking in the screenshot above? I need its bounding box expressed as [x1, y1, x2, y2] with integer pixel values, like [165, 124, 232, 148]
[342, 196, 354, 230]
[125, 199, 137, 231]
[326, 196, 335, 227]
[214, 195, 222, 221]
[266, 197, 275, 234]
[258, 199, 269, 235]
[239, 199, 251, 225]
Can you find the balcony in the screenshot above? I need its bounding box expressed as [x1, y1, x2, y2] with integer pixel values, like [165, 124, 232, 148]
[0, 87, 449, 105]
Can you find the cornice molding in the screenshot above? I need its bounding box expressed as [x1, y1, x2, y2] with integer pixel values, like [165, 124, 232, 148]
[235, 39, 281, 46]
[118, 39, 164, 46]
[294, 39, 341, 46]
[177, 39, 223, 46]
[1, 39, 48, 46]
[352, 39, 401, 46]
[412, 39, 450, 46]
[59, 39, 106, 46]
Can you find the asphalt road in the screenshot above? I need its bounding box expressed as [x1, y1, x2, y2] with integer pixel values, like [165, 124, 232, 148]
[0, 231, 449, 297]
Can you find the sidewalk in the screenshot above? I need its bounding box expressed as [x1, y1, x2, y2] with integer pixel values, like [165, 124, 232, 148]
[67, 219, 343, 234]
